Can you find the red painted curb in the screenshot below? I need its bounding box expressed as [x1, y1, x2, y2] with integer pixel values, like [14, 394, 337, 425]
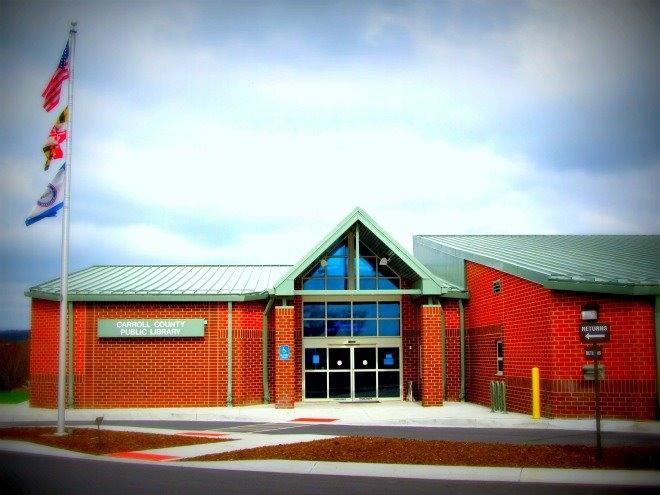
[177, 431, 228, 438]
[108, 451, 180, 461]
[290, 417, 338, 423]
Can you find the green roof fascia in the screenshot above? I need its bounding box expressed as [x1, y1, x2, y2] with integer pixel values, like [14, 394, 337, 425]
[543, 281, 660, 296]
[441, 290, 470, 300]
[293, 289, 422, 296]
[25, 289, 271, 303]
[273, 207, 449, 296]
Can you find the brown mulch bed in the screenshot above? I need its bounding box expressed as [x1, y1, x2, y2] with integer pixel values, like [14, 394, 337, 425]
[0, 427, 227, 455]
[188, 436, 660, 470]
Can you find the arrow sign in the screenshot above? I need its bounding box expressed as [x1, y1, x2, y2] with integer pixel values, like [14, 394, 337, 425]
[580, 323, 610, 343]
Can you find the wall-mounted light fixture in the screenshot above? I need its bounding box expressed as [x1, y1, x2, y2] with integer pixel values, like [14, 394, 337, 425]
[581, 304, 598, 321]
[379, 257, 388, 266]
[320, 259, 328, 267]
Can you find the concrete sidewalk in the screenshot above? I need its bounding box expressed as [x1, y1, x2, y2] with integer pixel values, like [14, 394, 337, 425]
[1, 400, 659, 433]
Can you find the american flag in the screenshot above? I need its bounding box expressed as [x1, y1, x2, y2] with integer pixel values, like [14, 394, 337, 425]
[42, 41, 70, 112]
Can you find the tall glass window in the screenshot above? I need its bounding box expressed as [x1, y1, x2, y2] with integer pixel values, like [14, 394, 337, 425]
[358, 242, 400, 289]
[303, 301, 400, 337]
[302, 240, 349, 290]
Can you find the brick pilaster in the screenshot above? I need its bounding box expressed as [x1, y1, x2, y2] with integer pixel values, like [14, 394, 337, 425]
[274, 305, 295, 408]
[420, 304, 443, 406]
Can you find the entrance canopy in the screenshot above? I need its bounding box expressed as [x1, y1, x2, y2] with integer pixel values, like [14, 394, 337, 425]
[273, 208, 463, 298]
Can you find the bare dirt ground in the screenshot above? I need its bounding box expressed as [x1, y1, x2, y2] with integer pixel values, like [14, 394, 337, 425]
[188, 436, 660, 470]
[2, 428, 658, 469]
[0, 427, 226, 455]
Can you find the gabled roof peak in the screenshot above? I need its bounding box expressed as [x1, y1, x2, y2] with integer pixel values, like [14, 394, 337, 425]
[273, 208, 461, 296]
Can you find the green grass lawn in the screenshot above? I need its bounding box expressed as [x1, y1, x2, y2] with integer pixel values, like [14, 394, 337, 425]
[0, 389, 28, 404]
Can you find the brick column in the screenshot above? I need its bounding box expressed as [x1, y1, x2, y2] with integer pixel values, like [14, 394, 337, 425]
[420, 304, 443, 406]
[274, 305, 295, 409]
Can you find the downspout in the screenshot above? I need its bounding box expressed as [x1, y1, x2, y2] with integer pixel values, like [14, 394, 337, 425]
[655, 296, 660, 418]
[67, 301, 74, 407]
[439, 299, 446, 399]
[459, 298, 466, 401]
[262, 297, 275, 404]
[227, 301, 233, 407]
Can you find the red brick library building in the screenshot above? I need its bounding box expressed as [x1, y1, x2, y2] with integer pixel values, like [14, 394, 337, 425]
[27, 209, 659, 419]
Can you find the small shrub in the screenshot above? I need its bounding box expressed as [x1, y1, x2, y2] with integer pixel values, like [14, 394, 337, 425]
[0, 342, 28, 391]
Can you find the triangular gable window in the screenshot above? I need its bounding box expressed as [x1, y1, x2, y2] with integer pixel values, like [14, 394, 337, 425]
[302, 238, 349, 290]
[301, 229, 401, 290]
[358, 242, 400, 290]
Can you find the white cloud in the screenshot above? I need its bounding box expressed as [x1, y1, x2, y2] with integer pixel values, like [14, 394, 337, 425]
[67, 221, 322, 266]
[72, 122, 659, 247]
[75, 124, 531, 222]
[363, 0, 657, 107]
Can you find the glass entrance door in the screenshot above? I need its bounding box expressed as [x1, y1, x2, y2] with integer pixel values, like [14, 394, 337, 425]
[304, 346, 401, 401]
[329, 348, 351, 399]
[353, 347, 377, 399]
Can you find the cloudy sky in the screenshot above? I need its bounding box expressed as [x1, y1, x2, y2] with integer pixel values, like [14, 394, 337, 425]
[1, 0, 658, 329]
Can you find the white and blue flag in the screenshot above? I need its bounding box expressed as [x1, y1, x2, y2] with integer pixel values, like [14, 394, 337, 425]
[25, 163, 66, 226]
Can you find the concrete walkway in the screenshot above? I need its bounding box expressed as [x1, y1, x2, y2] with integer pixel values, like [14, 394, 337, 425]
[1, 400, 659, 433]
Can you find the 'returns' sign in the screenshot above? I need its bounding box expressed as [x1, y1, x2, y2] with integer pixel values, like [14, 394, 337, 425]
[580, 323, 610, 343]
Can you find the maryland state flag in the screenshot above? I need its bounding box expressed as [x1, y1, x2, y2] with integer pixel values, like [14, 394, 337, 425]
[42, 107, 68, 171]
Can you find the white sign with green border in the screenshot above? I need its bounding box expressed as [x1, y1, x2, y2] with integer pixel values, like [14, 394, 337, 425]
[98, 319, 205, 338]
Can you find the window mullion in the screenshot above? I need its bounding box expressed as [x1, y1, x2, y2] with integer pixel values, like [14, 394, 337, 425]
[355, 223, 360, 290]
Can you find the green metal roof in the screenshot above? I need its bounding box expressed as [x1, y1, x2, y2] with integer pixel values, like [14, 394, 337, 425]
[414, 235, 660, 295]
[26, 265, 292, 302]
[273, 207, 463, 297]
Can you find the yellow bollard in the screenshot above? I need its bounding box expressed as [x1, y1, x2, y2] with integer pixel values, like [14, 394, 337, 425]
[532, 367, 540, 419]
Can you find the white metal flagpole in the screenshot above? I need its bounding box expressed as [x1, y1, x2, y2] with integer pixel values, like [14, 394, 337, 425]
[56, 21, 77, 436]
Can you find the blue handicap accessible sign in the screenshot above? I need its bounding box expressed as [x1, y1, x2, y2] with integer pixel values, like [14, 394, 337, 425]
[279, 345, 290, 360]
[384, 353, 394, 366]
[312, 354, 320, 364]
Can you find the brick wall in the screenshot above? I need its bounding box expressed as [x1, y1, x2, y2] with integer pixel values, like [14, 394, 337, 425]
[78, 302, 228, 408]
[547, 293, 656, 419]
[267, 310, 276, 403]
[464, 261, 551, 413]
[29, 299, 60, 407]
[274, 305, 295, 408]
[401, 295, 420, 400]
[30, 299, 278, 408]
[463, 261, 657, 419]
[441, 299, 461, 401]
[232, 301, 266, 406]
[419, 305, 443, 406]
